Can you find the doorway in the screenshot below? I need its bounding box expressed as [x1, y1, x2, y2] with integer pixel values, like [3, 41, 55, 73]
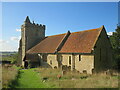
[24, 60, 28, 69]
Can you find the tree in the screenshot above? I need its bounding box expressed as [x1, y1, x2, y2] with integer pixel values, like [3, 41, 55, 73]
[109, 25, 120, 71]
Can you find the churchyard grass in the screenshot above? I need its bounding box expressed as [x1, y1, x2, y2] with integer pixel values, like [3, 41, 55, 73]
[35, 68, 119, 88]
[2, 66, 119, 88]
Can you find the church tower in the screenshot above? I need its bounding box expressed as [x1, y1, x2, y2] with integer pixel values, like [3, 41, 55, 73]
[18, 16, 45, 66]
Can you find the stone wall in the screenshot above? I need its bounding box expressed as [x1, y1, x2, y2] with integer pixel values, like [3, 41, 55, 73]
[47, 54, 58, 68]
[61, 54, 72, 66]
[39, 54, 94, 74]
[60, 54, 94, 74]
[75, 55, 94, 74]
[94, 28, 113, 72]
[25, 54, 40, 68]
[38, 54, 51, 68]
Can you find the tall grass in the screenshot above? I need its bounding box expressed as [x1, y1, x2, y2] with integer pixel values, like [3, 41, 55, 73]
[2, 65, 18, 88]
[0, 65, 2, 89]
[35, 68, 119, 88]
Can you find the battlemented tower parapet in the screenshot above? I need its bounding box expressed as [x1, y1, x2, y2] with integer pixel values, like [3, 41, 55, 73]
[18, 16, 46, 65]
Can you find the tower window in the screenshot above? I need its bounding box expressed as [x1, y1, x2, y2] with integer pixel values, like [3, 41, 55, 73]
[69, 56, 71, 65]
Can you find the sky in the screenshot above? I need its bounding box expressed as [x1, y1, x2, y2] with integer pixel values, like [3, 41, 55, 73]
[1, 2, 119, 51]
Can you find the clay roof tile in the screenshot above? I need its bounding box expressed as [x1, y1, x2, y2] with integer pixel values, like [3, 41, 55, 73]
[27, 26, 103, 54]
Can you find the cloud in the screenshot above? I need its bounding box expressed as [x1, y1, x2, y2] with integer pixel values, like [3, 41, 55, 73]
[0, 39, 9, 43]
[10, 36, 20, 41]
[0, 36, 21, 51]
[107, 32, 113, 36]
[16, 29, 21, 32]
[0, 39, 19, 52]
[0, 39, 13, 51]
[0, 42, 18, 52]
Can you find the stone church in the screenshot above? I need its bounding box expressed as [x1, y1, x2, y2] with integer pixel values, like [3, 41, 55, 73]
[18, 16, 113, 74]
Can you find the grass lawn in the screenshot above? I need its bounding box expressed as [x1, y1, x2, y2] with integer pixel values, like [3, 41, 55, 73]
[15, 68, 51, 88]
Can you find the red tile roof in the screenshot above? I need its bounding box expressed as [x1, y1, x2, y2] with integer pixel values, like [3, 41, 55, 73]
[27, 26, 103, 54]
[27, 33, 66, 54]
[59, 28, 101, 53]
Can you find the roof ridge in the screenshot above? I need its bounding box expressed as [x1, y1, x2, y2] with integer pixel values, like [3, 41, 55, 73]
[46, 28, 99, 37]
[47, 33, 66, 37]
[71, 28, 99, 34]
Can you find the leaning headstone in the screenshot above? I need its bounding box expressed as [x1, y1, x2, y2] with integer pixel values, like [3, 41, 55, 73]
[62, 70, 66, 76]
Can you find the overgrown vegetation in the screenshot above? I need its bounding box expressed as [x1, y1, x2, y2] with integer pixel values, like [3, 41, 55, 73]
[35, 68, 119, 88]
[109, 25, 120, 71]
[2, 65, 19, 88]
[2, 67, 119, 88]
[0, 65, 2, 88]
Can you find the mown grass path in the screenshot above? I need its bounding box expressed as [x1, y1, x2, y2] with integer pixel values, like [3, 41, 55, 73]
[15, 69, 49, 88]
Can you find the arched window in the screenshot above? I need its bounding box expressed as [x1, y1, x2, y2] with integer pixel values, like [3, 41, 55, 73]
[79, 55, 81, 61]
[69, 56, 71, 65]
